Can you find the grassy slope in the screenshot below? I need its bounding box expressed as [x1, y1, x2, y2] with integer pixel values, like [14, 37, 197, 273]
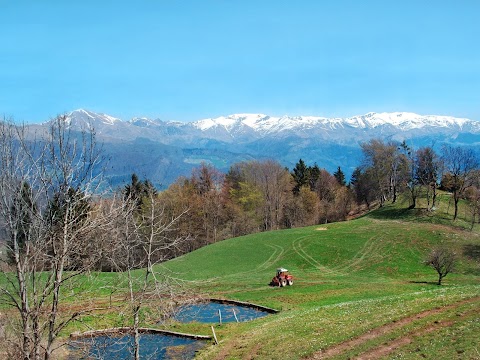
[3, 194, 478, 359]
[158, 197, 480, 359]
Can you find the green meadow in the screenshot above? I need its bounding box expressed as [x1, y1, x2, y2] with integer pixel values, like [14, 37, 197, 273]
[157, 198, 479, 359]
[3, 196, 479, 359]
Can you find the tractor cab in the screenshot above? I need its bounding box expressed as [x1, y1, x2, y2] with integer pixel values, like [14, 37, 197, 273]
[270, 267, 294, 287]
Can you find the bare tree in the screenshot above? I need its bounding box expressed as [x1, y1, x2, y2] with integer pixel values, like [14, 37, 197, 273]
[313, 176, 354, 224]
[424, 247, 456, 285]
[415, 146, 440, 210]
[0, 115, 107, 360]
[106, 191, 190, 360]
[397, 141, 419, 209]
[333, 186, 354, 221]
[465, 170, 480, 230]
[360, 139, 403, 206]
[191, 163, 225, 244]
[284, 186, 317, 228]
[441, 145, 479, 220]
[241, 160, 292, 231]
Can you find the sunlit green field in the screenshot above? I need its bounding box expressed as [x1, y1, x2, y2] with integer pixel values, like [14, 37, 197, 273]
[2, 195, 479, 359]
[157, 198, 480, 359]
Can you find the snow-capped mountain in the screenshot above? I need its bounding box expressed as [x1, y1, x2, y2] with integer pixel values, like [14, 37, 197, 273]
[59, 109, 480, 143]
[191, 111, 478, 138]
[177, 111, 479, 150]
[67, 109, 122, 127]
[37, 109, 480, 188]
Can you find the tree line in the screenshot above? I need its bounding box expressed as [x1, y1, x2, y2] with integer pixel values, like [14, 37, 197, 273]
[352, 139, 479, 223]
[150, 159, 353, 255]
[116, 140, 479, 259]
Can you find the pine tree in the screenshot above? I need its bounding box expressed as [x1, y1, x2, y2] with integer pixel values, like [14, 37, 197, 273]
[124, 173, 157, 209]
[350, 167, 361, 187]
[291, 159, 309, 194]
[333, 166, 346, 186]
[309, 163, 320, 191]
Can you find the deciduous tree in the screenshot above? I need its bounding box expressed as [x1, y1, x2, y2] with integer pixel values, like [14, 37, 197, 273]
[415, 146, 440, 210]
[0, 115, 107, 360]
[105, 191, 190, 360]
[424, 247, 456, 285]
[441, 145, 479, 220]
[360, 140, 398, 206]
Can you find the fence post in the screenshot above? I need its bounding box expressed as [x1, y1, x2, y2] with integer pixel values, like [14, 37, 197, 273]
[211, 326, 219, 345]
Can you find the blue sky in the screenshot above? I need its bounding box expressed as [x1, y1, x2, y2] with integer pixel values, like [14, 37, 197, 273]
[1, 1, 479, 123]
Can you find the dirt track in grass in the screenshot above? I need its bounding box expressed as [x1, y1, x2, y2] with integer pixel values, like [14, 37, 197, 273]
[306, 296, 480, 360]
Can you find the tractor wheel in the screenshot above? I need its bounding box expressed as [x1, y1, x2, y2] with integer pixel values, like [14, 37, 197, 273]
[287, 279, 293, 286]
[281, 279, 287, 287]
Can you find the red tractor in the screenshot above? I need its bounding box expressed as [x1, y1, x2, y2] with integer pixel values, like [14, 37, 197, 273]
[270, 268, 294, 287]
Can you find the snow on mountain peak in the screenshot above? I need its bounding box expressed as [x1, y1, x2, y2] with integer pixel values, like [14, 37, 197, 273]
[342, 112, 472, 131]
[68, 109, 121, 126]
[194, 113, 268, 131]
[190, 111, 477, 135]
[100, 113, 121, 125]
[61, 109, 478, 142]
[128, 117, 162, 127]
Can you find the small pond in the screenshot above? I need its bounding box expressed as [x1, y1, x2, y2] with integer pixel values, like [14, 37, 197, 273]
[174, 301, 270, 323]
[69, 333, 206, 360]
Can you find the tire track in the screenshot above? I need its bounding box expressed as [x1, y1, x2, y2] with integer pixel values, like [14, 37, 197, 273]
[257, 244, 285, 270]
[215, 243, 285, 280]
[292, 236, 343, 276]
[329, 234, 384, 274]
[159, 242, 284, 283]
[292, 232, 380, 276]
[356, 306, 479, 360]
[306, 296, 480, 360]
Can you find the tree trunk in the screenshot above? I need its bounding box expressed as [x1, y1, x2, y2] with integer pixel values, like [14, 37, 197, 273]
[134, 306, 140, 360]
[409, 190, 416, 209]
[432, 185, 437, 209]
[471, 210, 476, 231]
[15, 239, 32, 360]
[453, 192, 459, 220]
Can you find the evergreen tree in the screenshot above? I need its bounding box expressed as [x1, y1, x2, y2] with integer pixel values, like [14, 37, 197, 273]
[309, 163, 321, 191]
[333, 166, 346, 186]
[350, 167, 361, 187]
[291, 159, 309, 194]
[47, 187, 90, 230]
[124, 173, 157, 208]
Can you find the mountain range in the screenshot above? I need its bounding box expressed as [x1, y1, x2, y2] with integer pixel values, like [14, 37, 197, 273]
[38, 109, 480, 188]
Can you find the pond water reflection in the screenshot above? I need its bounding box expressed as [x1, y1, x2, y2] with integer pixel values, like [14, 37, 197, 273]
[69, 301, 272, 359]
[174, 302, 270, 323]
[69, 333, 206, 360]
